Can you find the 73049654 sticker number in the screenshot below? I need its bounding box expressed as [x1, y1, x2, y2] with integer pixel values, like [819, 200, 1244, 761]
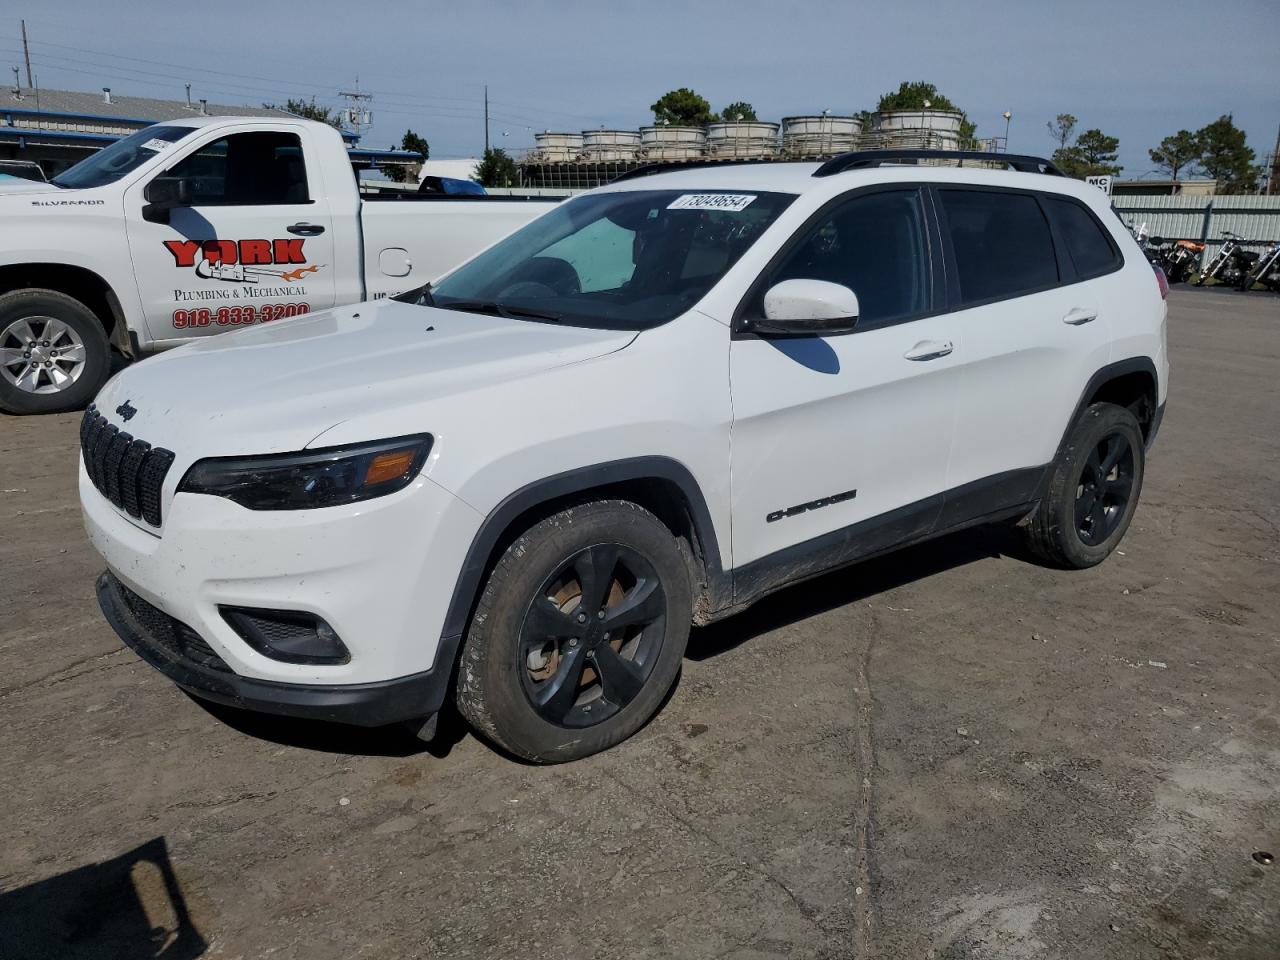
[172, 303, 310, 328]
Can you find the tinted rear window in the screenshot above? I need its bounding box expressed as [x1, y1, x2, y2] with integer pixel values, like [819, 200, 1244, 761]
[1044, 197, 1121, 278]
[939, 190, 1058, 305]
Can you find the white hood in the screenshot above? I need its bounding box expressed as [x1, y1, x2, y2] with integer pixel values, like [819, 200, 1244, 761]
[92, 299, 637, 457]
[0, 176, 57, 195]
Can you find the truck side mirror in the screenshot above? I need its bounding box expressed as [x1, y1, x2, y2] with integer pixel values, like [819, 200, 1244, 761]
[142, 177, 192, 224]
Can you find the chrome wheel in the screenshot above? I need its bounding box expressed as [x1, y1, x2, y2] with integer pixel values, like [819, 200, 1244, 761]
[0, 316, 88, 395]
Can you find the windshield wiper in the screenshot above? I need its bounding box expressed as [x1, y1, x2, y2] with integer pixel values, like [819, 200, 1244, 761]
[438, 300, 562, 323]
[392, 281, 435, 306]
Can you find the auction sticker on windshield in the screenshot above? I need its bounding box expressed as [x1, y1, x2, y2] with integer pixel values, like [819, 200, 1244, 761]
[141, 138, 174, 152]
[667, 194, 756, 212]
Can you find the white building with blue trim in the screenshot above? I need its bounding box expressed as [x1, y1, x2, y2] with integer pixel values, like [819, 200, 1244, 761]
[1, 84, 421, 179]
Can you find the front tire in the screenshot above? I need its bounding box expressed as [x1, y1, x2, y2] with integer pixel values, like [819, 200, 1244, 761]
[1022, 402, 1146, 569]
[456, 500, 693, 763]
[0, 288, 111, 415]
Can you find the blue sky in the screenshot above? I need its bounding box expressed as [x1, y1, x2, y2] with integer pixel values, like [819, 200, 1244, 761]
[6, 0, 1277, 175]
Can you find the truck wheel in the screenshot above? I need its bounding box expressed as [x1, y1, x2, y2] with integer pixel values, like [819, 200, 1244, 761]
[1022, 402, 1145, 569]
[457, 500, 692, 763]
[0, 289, 111, 415]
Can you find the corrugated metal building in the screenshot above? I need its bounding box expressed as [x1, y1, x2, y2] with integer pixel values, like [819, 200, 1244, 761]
[1111, 194, 1280, 266]
[1113, 178, 1218, 197]
[0, 85, 420, 178]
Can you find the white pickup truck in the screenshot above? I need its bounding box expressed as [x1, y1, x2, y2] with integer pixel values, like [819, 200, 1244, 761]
[0, 116, 554, 414]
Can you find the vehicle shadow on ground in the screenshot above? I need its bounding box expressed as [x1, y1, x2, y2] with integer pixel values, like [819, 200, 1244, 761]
[688, 521, 1031, 660]
[192, 523, 1034, 761]
[0, 836, 207, 960]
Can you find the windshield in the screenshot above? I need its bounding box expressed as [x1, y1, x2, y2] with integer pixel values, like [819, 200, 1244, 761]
[52, 125, 195, 189]
[431, 189, 795, 329]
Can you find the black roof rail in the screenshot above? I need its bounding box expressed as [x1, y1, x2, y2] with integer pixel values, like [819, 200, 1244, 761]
[813, 149, 1064, 177]
[609, 157, 780, 184]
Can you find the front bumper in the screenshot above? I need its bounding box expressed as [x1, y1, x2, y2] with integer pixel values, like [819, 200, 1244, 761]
[81, 460, 482, 687]
[97, 571, 458, 725]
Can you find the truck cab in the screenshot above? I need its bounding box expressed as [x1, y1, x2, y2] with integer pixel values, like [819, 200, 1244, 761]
[0, 117, 553, 414]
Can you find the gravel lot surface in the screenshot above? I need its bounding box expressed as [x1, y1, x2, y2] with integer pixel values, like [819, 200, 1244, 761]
[1, 288, 1276, 959]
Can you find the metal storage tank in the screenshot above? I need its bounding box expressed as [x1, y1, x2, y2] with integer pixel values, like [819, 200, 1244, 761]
[705, 121, 780, 158]
[640, 125, 706, 161]
[582, 129, 641, 161]
[533, 131, 583, 162]
[867, 110, 963, 151]
[781, 115, 862, 158]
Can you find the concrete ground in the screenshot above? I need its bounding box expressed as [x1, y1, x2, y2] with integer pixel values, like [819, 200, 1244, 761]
[1, 287, 1277, 959]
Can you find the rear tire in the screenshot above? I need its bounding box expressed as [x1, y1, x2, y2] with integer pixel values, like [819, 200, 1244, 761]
[0, 288, 111, 415]
[1022, 402, 1145, 569]
[456, 500, 692, 763]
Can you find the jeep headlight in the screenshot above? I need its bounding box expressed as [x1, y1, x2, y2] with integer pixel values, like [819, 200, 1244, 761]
[178, 435, 432, 510]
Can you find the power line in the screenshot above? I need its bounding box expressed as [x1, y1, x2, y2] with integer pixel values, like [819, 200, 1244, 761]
[7, 22, 611, 152]
[17, 32, 605, 122]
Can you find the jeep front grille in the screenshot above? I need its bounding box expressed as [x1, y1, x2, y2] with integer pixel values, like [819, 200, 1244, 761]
[80, 405, 176, 527]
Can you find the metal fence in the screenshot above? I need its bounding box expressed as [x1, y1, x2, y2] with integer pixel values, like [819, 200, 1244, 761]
[1111, 195, 1280, 267]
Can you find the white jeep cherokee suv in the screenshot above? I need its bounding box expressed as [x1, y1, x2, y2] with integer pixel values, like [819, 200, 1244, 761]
[82, 150, 1169, 762]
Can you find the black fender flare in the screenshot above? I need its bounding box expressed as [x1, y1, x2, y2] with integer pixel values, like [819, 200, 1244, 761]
[435, 456, 727, 662]
[1047, 356, 1160, 478]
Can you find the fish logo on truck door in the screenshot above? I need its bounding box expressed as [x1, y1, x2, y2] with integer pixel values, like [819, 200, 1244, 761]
[163, 238, 322, 329]
[163, 238, 323, 284]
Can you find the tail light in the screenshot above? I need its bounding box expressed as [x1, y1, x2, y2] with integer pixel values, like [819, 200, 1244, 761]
[1152, 262, 1169, 300]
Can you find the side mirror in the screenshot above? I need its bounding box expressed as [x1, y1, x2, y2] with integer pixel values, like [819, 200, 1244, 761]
[142, 177, 192, 224]
[750, 279, 860, 337]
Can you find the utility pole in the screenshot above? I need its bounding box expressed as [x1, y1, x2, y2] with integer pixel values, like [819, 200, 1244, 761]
[483, 84, 490, 153]
[21, 19, 33, 87]
[338, 81, 374, 142]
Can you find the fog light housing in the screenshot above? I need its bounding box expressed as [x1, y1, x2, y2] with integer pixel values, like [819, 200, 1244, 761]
[220, 607, 351, 664]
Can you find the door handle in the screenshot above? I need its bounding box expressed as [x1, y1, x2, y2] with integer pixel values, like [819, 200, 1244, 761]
[287, 222, 325, 236]
[904, 340, 954, 361]
[1063, 308, 1097, 326]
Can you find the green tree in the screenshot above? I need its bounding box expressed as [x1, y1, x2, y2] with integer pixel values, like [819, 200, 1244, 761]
[1052, 128, 1122, 178]
[720, 101, 757, 122]
[385, 130, 431, 183]
[1148, 130, 1200, 181]
[876, 81, 977, 148]
[1046, 113, 1077, 151]
[401, 130, 430, 161]
[1195, 115, 1259, 192]
[650, 88, 717, 126]
[265, 97, 342, 129]
[475, 147, 518, 188]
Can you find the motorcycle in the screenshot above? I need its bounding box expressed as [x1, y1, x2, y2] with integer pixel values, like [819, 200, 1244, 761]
[1236, 239, 1280, 293]
[1140, 235, 1200, 285]
[1195, 231, 1259, 287]
[1161, 239, 1205, 284]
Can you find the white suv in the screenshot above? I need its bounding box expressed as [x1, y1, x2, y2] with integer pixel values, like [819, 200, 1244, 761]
[81, 151, 1169, 762]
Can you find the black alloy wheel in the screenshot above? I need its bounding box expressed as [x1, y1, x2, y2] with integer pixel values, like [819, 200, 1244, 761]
[519, 543, 666, 728]
[1021, 402, 1146, 569]
[456, 499, 692, 762]
[1074, 431, 1136, 547]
